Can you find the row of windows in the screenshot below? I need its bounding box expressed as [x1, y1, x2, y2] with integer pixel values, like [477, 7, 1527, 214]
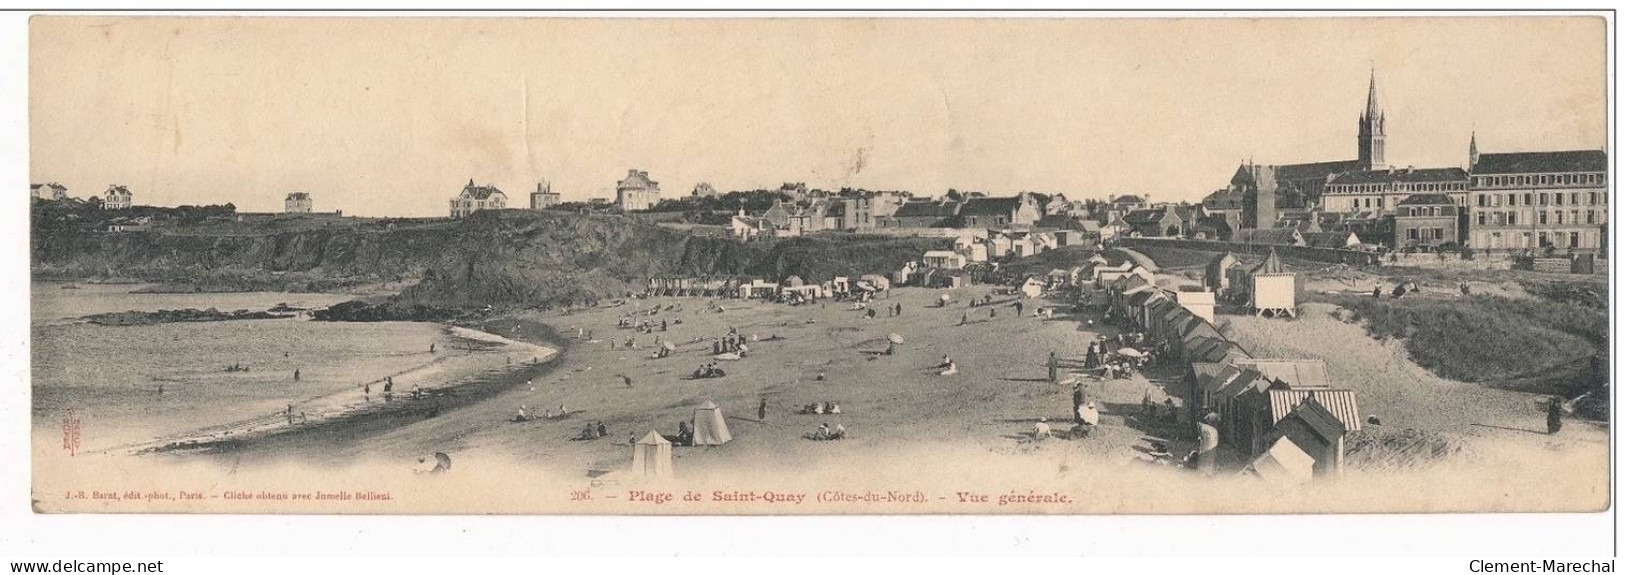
[1403, 206, 1450, 217]
[1475, 209, 1600, 227]
[1484, 231, 1586, 249]
[1475, 191, 1604, 208]
[1474, 172, 1606, 188]
[1405, 227, 1449, 241]
[1328, 181, 1467, 194]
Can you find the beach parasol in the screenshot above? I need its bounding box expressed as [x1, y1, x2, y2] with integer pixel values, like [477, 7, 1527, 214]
[939, 294, 952, 303]
[432, 452, 452, 472]
[661, 341, 677, 351]
[1116, 348, 1145, 358]
[887, 333, 905, 344]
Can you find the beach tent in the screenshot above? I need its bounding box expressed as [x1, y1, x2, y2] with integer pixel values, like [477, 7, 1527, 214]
[1243, 435, 1316, 486]
[631, 430, 673, 478]
[691, 400, 733, 446]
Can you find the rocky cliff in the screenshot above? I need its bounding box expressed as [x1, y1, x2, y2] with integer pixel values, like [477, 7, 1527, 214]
[34, 209, 950, 308]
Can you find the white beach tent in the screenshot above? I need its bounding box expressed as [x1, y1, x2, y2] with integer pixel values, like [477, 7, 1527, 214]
[631, 430, 673, 478]
[692, 400, 733, 446]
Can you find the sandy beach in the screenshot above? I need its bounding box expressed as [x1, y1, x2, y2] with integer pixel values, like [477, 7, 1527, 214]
[43, 279, 1600, 515]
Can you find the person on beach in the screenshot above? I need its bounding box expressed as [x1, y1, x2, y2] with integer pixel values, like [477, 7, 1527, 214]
[1197, 413, 1220, 475]
[1548, 396, 1565, 434]
[677, 421, 693, 445]
[596, 421, 608, 438]
[430, 343, 436, 353]
[364, 382, 371, 402]
[758, 399, 768, 422]
[515, 405, 529, 422]
[1459, 279, 1471, 296]
[1048, 351, 1058, 383]
[1072, 383, 1085, 424]
[989, 307, 997, 319]
[286, 404, 295, 425]
[959, 313, 968, 326]
[1033, 417, 1051, 440]
[895, 303, 902, 317]
[1015, 301, 1024, 317]
[293, 369, 301, 382]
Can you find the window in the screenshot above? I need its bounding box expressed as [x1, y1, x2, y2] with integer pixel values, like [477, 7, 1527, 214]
[1587, 210, 1596, 224]
[1433, 227, 1445, 240]
[1408, 229, 1419, 240]
[1493, 194, 1503, 207]
[1524, 193, 1533, 205]
[1556, 211, 1565, 225]
[1477, 213, 1487, 226]
[1508, 213, 1517, 226]
[1570, 232, 1580, 248]
[1539, 193, 1549, 205]
[1377, 198, 1384, 208]
[1506, 195, 1516, 207]
[1478, 195, 1488, 207]
[1589, 192, 1598, 205]
[1538, 232, 1549, 247]
[1539, 211, 1548, 225]
[1571, 192, 1580, 205]
[1556, 193, 1565, 206]
[1571, 210, 1579, 225]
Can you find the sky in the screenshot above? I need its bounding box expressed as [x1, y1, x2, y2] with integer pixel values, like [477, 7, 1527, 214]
[29, 16, 1608, 217]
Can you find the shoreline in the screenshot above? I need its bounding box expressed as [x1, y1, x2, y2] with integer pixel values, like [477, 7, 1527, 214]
[132, 316, 570, 459]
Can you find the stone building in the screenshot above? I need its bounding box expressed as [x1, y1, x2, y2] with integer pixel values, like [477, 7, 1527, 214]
[1466, 148, 1608, 253]
[1391, 193, 1460, 249]
[104, 185, 133, 210]
[284, 191, 312, 213]
[530, 181, 561, 210]
[450, 179, 508, 218]
[615, 169, 661, 212]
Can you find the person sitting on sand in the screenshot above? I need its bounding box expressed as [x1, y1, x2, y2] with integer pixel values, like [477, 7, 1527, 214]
[1080, 402, 1101, 427]
[514, 405, 530, 422]
[578, 423, 597, 440]
[831, 423, 846, 440]
[1033, 417, 1051, 440]
[815, 372, 826, 381]
[939, 361, 959, 376]
[815, 422, 831, 440]
[678, 421, 693, 445]
[813, 403, 825, 415]
[939, 354, 953, 368]
[829, 403, 841, 415]
[596, 421, 608, 438]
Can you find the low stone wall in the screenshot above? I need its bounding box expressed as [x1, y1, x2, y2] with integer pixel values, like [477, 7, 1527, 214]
[1117, 237, 1381, 266]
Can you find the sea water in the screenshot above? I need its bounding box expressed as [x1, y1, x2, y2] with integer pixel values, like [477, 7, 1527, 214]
[31, 283, 448, 453]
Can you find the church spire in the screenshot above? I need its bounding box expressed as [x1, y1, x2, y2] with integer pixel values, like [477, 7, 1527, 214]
[1357, 68, 1387, 170]
[1469, 130, 1480, 169]
[1364, 68, 1381, 120]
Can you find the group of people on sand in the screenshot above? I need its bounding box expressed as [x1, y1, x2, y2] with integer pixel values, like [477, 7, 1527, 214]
[799, 401, 842, 415]
[805, 421, 847, 441]
[1374, 280, 1423, 299]
[576, 420, 610, 441]
[1083, 340, 1146, 380]
[712, 329, 749, 355]
[691, 362, 728, 379]
[619, 315, 668, 334]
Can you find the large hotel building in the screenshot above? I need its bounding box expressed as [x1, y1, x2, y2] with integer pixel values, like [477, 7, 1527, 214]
[1466, 149, 1608, 252]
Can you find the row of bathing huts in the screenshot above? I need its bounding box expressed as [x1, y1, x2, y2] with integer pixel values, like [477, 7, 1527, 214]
[1096, 248, 1363, 483]
[645, 274, 893, 301]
